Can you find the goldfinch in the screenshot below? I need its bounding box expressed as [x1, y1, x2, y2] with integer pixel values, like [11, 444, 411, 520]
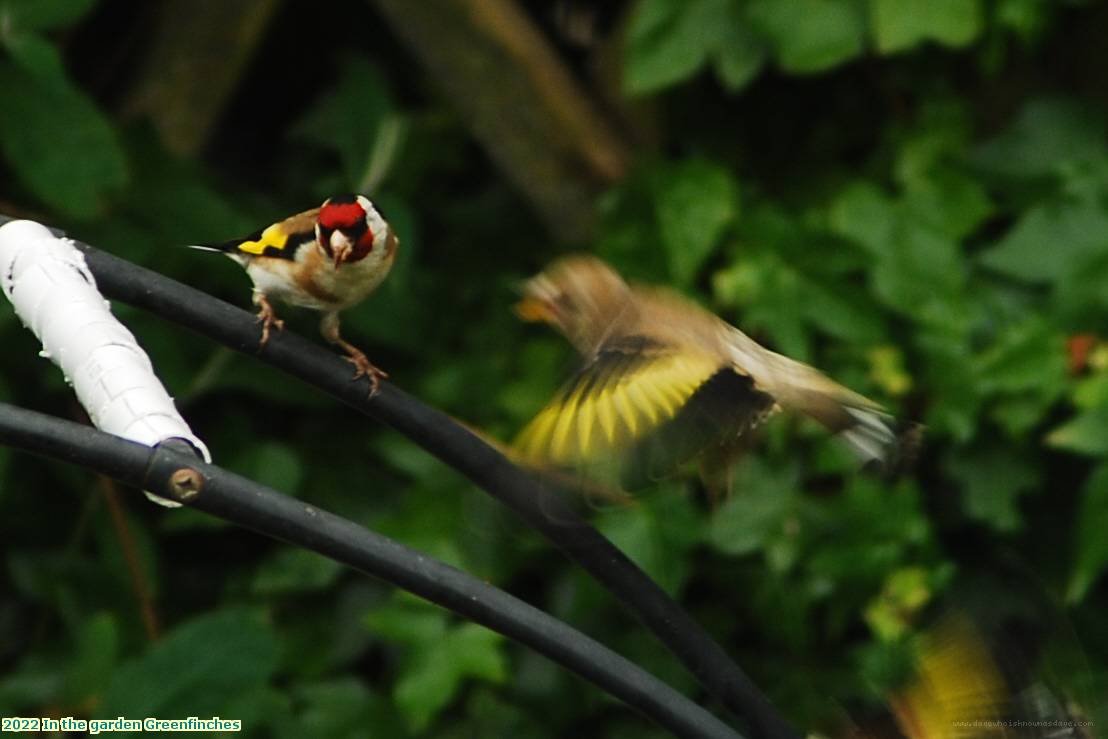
[192, 194, 398, 392]
[513, 255, 910, 488]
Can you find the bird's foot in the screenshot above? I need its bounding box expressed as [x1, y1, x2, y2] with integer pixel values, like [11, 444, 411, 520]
[254, 297, 285, 348]
[343, 348, 388, 396]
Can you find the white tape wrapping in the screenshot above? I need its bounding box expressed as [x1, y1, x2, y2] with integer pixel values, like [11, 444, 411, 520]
[0, 220, 210, 506]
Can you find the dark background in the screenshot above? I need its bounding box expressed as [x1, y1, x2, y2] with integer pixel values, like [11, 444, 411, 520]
[0, 0, 1106, 735]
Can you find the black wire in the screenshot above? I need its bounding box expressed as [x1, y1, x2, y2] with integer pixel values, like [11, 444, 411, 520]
[0, 402, 742, 739]
[0, 215, 798, 739]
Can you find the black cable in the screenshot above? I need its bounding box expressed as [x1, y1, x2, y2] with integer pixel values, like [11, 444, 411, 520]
[0, 215, 798, 739]
[0, 402, 743, 739]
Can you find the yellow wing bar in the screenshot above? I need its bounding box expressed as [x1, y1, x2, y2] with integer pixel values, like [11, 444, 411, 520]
[514, 350, 721, 467]
[235, 223, 292, 256]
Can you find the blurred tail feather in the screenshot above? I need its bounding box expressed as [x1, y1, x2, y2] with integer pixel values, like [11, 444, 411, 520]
[838, 406, 923, 476]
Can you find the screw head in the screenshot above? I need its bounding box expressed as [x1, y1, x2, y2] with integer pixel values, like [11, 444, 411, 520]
[168, 467, 203, 501]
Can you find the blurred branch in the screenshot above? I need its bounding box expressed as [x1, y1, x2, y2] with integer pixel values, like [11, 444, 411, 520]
[0, 403, 742, 739]
[122, 0, 281, 155]
[70, 403, 161, 640]
[368, 0, 633, 242]
[0, 211, 796, 739]
[97, 475, 162, 641]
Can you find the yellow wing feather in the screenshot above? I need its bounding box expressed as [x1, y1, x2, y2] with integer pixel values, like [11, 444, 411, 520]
[891, 618, 1009, 739]
[575, 398, 596, 457]
[236, 223, 292, 256]
[514, 350, 722, 467]
[595, 396, 618, 445]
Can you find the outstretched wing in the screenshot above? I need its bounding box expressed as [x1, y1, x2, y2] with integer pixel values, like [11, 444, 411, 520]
[514, 336, 776, 486]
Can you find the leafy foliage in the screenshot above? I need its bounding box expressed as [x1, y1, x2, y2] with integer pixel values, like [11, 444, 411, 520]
[1, 0, 1106, 736]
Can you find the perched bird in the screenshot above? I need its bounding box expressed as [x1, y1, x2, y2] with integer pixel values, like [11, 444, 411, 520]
[513, 255, 910, 489]
[191, 194, 398, 392]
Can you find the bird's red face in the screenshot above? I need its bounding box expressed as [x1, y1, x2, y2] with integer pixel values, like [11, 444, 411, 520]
[316, 194, 379, 268]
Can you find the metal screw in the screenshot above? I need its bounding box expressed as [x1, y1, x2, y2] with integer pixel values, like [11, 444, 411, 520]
[169, 467, 203, 501]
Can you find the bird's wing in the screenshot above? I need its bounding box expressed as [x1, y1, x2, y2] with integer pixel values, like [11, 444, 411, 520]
[513, 336, 776, 485]
[890, 617, 1009, 739]
[193, 208, 320, 260]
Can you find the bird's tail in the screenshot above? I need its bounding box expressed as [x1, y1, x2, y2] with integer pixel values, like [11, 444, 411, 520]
[836, 403, 921, 475]
[736, 340, 921, 473]
[183, 243, 226, 253]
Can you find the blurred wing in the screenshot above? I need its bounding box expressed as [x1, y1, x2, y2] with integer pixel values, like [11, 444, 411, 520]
[891, 618, 1010, 739]
[514, 338, 776, 485]
[622, 364, 777, 487]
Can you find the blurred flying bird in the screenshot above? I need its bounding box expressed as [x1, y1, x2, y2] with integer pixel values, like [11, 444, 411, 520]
[513, 255, 914, 489]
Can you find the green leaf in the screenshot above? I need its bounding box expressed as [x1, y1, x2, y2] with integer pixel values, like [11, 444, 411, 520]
[230, 441, 304, 496]
[833, 161, 974, 324]
[971, 98, 1108, 183]
[944, 445, 1039, 532]
[97, 610, 279, 718]
[0, 0, 95, 33]
[596, 174, 669, 281]
[624, 0, 728, 95]
[902, 169, 993, 241]
[919, 330, 981, 442]
[291, 56, 400, 191]
[869, 0, 983, 53]
[867, 345, 912, 396]
[223, 688, 290, 738]
[99, 129, 254, 253]
[393, 624, 507, 732]
[864, 567, 933, 640]
[595, 493, 699, 594]
[251, 549, 343, 596]
[748, 0, 867, 74]
[975, 318, 1067, 397]
[1074, 373, 1108, 411]
[871, 225, 966, 322]
[995, 0, 1052, 44]
[1068, 463, 1108, 603]
[0, 62, 127, 218]
[654, 159, 739, 286]
[1046, 404, 1108, 457]
[892, 111, 973, 187]
[64, 612, 119, 706]
[291, 679, 407, 739]
[806, 478, 931, 582]
[364, 599, 449, 645]
[2, 31, 66, 83]
[977, 317, 1068, 438]
[799, 278, 886, 344]
[714, 4, 767, 91]
[981, 201, 1108, 284]
[827, 181, 898, 255]
[708, 459, 798, 558]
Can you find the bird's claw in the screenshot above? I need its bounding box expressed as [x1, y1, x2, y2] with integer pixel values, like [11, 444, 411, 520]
[255, 298, 285, 348]
[344, 350, 388, 396]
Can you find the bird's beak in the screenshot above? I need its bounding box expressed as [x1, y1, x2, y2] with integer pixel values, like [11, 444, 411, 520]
[514, 296, 555, 322]
[331, 230, 353, 268]
[513, 276, 557, 323]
